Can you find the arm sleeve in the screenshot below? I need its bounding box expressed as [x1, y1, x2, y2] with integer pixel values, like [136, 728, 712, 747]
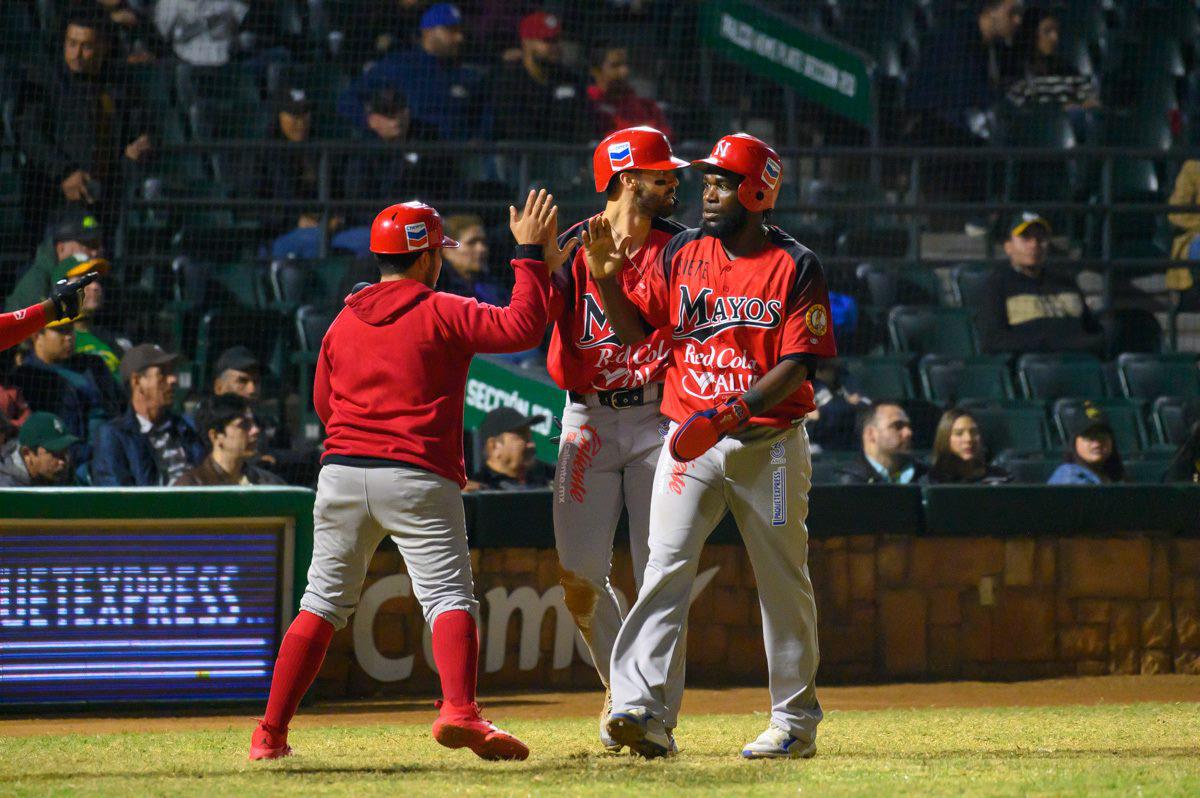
[0, 303, 46, 352]
[435, 249, 550, 354]
[313, 340, 332, 426]
[780, 253, 838, 359]
[1169, 161, 1200, 232]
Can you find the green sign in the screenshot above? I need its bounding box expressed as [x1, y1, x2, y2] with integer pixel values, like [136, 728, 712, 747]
[700, 0, 875, 127]
[465, 356, 565, 463]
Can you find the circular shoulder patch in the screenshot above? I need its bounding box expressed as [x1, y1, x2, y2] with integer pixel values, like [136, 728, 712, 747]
[805, 305, 829, 337]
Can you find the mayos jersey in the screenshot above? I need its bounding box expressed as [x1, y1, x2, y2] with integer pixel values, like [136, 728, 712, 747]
[546, 215, 685, 393]
[629, 226, 837, 427]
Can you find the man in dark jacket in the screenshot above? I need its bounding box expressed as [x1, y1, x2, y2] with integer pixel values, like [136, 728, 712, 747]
[175, 394, 284, 486]
[8, 318, 124, 447]
[91, 343, 203, 486]
[17, 8, 152, 247]
[976, 212, 1106, 355]
[489, 12, 588, 142]
[467, 407, 552, 491]
[836, 402, 929, 485]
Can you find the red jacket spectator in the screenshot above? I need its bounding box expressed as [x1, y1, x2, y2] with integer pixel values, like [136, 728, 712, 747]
[587, 45, 671, 139]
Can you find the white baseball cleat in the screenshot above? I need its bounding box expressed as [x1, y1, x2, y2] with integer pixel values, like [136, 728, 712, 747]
[740, 723, 817, 760]
[606, 708, 677, 759]
[600, 687, 622, 753]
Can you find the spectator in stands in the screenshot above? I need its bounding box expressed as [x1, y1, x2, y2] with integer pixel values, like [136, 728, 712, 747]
[976, 212, 1106, 355]
[337, 4, 493, 141]
[924, 408, 1011, 484]
[341, 0, 426, 65]
[437, 215, 509, 305]
[209, 345, 301, 480]
[1167, 160, 1200, 294]
[1048, 401, 1125, 484]
[6, 207, 103, 313]
[835, 402, 928, 485]
[17, 9, 153, 249]
[587, 44, 672, 139]
[806, 360, 866, 454]
[1164, 423, 1200, 483]
[1006, 6, 1098, 110]
[343, 87, 449, 217]
[262, 86, 317, 229]
[490, 12, 589, 142]
[97, 0, 158, 64]
[466, 407, 551, 491]
[8, 318, 124, 445]
[55, 254, 121, 377]
[175, 394, 284, 486]
[0, 412, 79, 487]
[153, 0, 249, 67]
[91, 344, 204, 486]
[907, 0, 1023, 144]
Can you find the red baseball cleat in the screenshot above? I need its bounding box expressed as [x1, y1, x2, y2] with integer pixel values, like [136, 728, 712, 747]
[248, 719, 293, 761]
[432, 702, 530, 761]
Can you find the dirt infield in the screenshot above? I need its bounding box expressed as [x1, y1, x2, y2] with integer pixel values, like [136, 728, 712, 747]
[3, 675, 1198, 739]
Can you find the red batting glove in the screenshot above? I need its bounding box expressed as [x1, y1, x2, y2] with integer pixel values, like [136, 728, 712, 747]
[668, 397, 752, 462]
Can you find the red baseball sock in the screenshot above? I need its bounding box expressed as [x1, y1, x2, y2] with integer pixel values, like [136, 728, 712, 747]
[262, 610, 335, 733]
[432, 610, 478, 714]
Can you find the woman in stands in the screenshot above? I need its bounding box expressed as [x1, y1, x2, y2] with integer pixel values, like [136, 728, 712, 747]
[925, 408, 1011, 484]
[1164, 423, 1200, 483]
[1048, 403, 1125, 484]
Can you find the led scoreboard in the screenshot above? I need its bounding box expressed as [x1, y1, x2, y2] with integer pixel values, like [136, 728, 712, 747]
[0, 493, 304, 708]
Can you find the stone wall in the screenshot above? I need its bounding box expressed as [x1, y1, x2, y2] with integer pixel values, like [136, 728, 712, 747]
[313, 536, 1200, 698]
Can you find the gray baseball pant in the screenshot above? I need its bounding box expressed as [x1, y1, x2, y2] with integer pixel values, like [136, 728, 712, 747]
[609, 423, 823, 743]
[300, 463, 477, 630]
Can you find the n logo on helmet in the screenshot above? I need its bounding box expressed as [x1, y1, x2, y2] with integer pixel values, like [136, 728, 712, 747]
[607, 142, 633, 170]
[405, 222, 429, 250]
[761, 158, 781, 189]
[714, 140, 731, 158]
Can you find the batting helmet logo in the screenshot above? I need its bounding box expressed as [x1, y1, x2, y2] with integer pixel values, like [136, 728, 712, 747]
[714, 140, 731, 158]
[761, 158, 781, 190]
[405, 222, 429, 250]
[607, 142, 634, 171]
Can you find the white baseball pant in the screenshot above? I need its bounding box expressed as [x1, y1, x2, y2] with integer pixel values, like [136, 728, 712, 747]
[609, 423, 823, 743]
[300, 463, 477, 630]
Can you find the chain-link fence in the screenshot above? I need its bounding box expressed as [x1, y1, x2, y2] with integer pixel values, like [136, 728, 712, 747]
[2, 0, 1199, 484]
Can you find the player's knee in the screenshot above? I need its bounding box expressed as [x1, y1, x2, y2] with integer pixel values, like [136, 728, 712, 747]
[560, 569, 603, 623]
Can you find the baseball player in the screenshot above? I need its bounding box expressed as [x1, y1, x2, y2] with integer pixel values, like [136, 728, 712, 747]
[547, 126, 687, 751]
[249, 192, 573, 762]
[0, 272, 99, 352]
[586, 133, 836, 759]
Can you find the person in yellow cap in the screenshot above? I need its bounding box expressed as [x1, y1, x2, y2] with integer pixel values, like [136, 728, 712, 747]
[52, 253, 120, 376]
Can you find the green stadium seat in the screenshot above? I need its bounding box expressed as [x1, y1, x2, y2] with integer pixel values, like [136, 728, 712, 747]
[950, 262, 992, 308]
[1123, 455, 1174, 484]
[959, 399, 1051, 455]
[999, 109, 1080, 215]
[1151, 395, 1200, 446]
[1118, 353, 1200, 399]
[1017, 353, 1108, 400]
[841, 355, 914, 401]
[993, 451, 1060, 484]
[919, 354, 1015, 403]
[1052, 397, 1148, 454]
[294, 304, 336, 443]
[887, 306, 978, 357]
[836, 226, 914, 259]
[856, 262, 940, 307]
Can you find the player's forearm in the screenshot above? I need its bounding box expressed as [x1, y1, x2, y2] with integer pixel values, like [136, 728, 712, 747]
[0, 301, 49, 352]
[741, 357, 814, 416]
[593, 275, 648, 346]
[464, 252, 550, 353]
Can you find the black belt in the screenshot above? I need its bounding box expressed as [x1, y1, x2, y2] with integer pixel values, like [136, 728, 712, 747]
[568, 385, 656, 409]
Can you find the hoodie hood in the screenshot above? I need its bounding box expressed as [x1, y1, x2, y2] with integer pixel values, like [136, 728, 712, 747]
[0, 440, 31, 487]
[344, 279, 433, 326]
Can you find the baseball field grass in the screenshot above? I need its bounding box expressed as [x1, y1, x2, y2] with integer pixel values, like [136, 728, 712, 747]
[3, 696, 1199, 797]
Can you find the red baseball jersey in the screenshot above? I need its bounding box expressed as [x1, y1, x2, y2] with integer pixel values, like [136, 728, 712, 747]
[546, 215, 684, 393]
[628, 226, 837, 427]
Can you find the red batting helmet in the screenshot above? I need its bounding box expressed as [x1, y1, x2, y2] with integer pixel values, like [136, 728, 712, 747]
[592, 126, 689, 192]
[691, 133, 783, 212]
[369, 201, 460, 255]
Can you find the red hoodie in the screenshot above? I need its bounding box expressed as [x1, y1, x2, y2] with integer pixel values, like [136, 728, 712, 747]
[315, 248, 549, 486]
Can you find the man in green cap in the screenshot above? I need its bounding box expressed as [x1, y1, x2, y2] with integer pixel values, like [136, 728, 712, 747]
[0, 412, 80, 487]
[976, 210, 1106, 356]
[6, 206, 104, 312]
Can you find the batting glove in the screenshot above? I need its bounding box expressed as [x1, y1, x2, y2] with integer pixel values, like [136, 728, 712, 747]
[668, 397, 752, 462]
[50, 270, 101, 320]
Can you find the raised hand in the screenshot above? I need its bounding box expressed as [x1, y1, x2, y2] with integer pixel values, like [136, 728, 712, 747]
[581, 215, 632, 281]
[542, 206, 580, 274]
[508, 189, 557, 246]
[49, 270, 102, 321]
